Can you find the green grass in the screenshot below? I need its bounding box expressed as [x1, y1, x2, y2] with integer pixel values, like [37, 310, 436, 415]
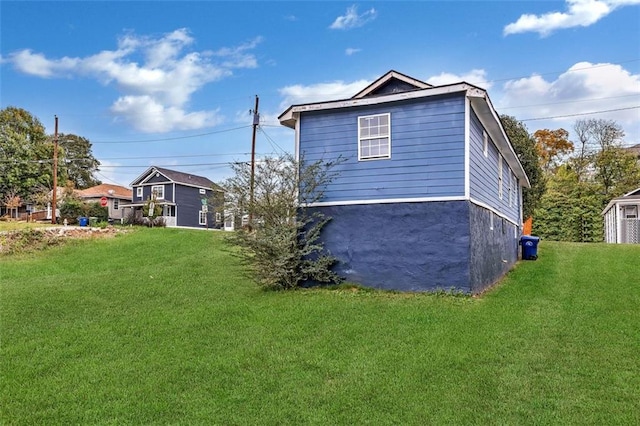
[1, 229, 639, 424]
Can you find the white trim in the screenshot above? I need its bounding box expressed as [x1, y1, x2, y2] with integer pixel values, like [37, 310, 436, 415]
[136, 187, 143, 198]
[464, 96, 470, 199]
[304, 195, 467, 208]
[498, 153, 503, 200]
[279, 83, 472, 128]
[470, 198, 521, 227]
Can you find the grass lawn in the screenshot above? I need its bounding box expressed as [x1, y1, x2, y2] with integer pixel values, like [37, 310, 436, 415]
[1, 228, 639, 424]
[0, 221, 55, 231]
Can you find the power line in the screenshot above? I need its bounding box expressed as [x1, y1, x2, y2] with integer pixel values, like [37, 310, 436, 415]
[91, 125, 251, 144]
[520, 106, 640, 122]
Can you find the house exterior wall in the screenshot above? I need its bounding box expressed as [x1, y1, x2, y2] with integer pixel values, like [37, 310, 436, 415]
[469, 203, 520, 293]
[469, 109, 520, 224]
[308, 201, 473, 293]
[175, 185, 213, 228]
[300, 93, 466, 203]
[133, 183, 174, 203]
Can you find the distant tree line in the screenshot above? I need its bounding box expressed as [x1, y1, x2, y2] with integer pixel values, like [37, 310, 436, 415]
[502, 115, 640, 242]
[0, 106, 101, 214]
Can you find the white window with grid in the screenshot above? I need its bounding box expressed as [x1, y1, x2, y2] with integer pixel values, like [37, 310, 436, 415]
[151, 185, 164, 200]
[136, 187, 143, 198]
[358, 113, 391, 160]
[199, 210, 207, 225]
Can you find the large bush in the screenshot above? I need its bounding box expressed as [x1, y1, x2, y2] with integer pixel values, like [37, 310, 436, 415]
[223, 154, 343, 290]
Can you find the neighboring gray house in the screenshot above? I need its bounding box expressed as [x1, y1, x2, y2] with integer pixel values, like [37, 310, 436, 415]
[603, 187, 640, 244]
[76, 184, 132, 222]
[279, 70, 530, 294]
[127, 166, 224, 228]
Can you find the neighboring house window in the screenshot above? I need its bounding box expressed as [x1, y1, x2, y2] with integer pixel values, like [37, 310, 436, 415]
[358, 113, 391, 160]
[483, 131, 488, 157]
[136, 187, 143, 198]
[215, 212, 222, 222]
[625, 205, 638, 219]
[498, 154, 503, 199]
[152, 185, 164, 199]
[199, 210, 207, 225]
[114, 199, 119, 210]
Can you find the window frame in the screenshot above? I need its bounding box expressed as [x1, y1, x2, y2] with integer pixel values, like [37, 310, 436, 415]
[151, 185, 164, 200]
[114, 199, 119, 210]
[358, 113, 391, 161]
[498, 154, 503, 200]
[136, 187, 143, 198]
[199, 210, 207, 225]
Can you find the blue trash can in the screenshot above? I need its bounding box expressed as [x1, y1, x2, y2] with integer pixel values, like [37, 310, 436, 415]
[520, 235, 540, 260]
[78, 217, 88, 227]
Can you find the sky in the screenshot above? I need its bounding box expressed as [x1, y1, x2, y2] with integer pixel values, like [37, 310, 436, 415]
[1, 0, 639, 188]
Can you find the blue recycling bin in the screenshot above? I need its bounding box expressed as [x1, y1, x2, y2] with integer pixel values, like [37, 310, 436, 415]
[78, 217, 88, 227]
[520, 235, 540, 260]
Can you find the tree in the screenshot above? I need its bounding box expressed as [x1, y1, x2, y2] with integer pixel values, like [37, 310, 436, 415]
[533, 128, 573, 173]
[500, 115, 545, 220]
[0, 107, 54, 201]
[57, 133, 101, 189]
[222, 153, 343, 290]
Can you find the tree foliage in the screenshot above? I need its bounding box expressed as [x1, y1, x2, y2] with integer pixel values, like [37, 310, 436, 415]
[57, 133, 101, 189]
[0, 107, 101, 203]
[500, 115, 545, 219]
[533, 128, 573, 173]
[533, 119, 640, 242]
[0, 107, 55, 201]
[222, 153, 343, 290]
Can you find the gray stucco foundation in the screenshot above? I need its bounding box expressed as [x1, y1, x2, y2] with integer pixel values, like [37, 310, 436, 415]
[309, 201, 519, 294]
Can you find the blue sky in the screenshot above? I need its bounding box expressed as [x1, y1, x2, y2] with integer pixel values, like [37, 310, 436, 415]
[1, 1, 639, 187]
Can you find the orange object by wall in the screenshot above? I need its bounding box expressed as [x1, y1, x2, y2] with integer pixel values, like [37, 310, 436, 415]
[523, 217, 532, 235]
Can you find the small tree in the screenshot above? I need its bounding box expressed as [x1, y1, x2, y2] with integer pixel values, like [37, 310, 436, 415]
[222, 153, 343, 290]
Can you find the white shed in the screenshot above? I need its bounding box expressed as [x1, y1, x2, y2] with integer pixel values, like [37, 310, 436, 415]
[603, 187, 640, 244]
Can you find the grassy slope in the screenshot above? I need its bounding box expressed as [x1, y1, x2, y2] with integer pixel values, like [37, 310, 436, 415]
[1, 229, 639, 424]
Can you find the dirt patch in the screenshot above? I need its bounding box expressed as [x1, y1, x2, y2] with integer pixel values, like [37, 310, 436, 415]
[0, 226, 128, 255]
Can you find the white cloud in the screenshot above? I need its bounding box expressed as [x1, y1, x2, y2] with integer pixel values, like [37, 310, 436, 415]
[111, 95, 224, 133]
[329, 5, 377, 30]
[498, 62, 640, 142]
[504, 0, 640, 36]
[7, 29, 262, 133]
[427, 69, 492, 89]
[345, 48, 362, 56]
[278, 78, 371, 109]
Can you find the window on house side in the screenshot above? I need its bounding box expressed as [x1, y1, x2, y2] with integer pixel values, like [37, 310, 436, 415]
[498, 154, 503, 200]
[358, 113, 391, 160]
[114, 199, 119, 210]
[483, 131, 488, 157]
[199, 189, 206, 195]
[152, 185, 164, 200]
[136, 187, 143, 198]
[199, 210, 207, 225]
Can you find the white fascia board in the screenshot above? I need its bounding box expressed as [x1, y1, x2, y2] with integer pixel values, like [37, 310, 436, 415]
[602, 197, 640, 214]
[304, 195, 467, 208]
[468, 93, 531, 189]
[130, 166, 157, 186]
[279, 83, 472, 129]
[464, 96, 471, 199]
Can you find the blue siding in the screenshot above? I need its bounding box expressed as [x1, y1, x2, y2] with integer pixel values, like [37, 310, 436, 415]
[175, 185, 212, 227]
[300, 94, 466, 203]
[468, 109, 520, 223]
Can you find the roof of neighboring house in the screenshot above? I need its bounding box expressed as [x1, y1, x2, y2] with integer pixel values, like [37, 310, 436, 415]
[602, 186, 640, 214]
[278, 69, 530, 188]
[76, 184, 132, 200]
[130, 166, 224, 191]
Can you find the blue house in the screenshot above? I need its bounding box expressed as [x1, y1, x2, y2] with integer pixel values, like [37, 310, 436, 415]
[127, 166, 224, 229]
[279, 70, 530, 294]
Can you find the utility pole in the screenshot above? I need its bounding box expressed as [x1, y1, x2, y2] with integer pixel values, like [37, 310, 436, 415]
[249, 95, 259, 227]
[51, 115, 59, 225]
